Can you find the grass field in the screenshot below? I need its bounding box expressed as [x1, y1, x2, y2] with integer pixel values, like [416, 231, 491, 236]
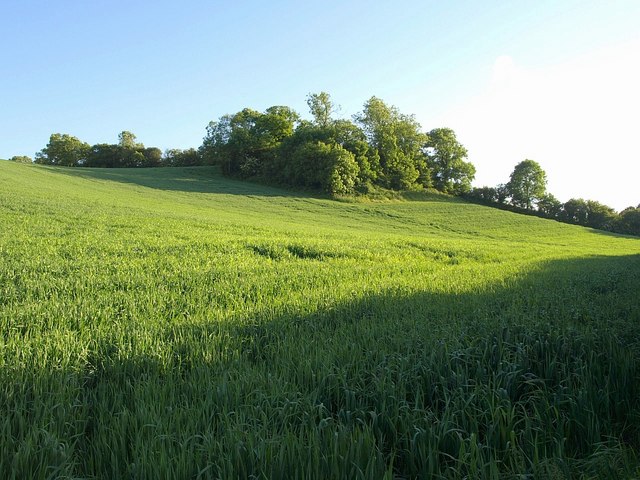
[2, 162, 640, 479]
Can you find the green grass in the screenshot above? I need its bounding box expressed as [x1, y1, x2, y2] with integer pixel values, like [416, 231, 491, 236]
[1, 162, 640, 479]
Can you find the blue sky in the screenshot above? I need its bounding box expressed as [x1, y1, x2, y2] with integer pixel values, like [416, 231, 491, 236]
[2, 1, 639, 209]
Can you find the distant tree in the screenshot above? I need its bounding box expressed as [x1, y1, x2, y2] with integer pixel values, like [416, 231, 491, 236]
[288, 141, 358, 195]
[468, 186, 498, 204]
[9, 155, 33, 164]
[615, 206, 640, 235]
[424, 128, 475, 194]
[85, 143, 120, 167]
[118, 131, 143, 149]
[332, 119, 381, 187]
[537, 193, 563, 218]
[495, 183, 509, 204]
[200, 106, 298, 177]
[35, 133, 90, 166]
[163, 148, 201, 167]
[584, 200, 617, 229]
[141, 147, 163, 167]
[354, 96, 427, 190]
[200, 114, 233, 166]
[507, 160, 547, 210]
[561, 198, 589, 224]
[307, 92, 335, 128]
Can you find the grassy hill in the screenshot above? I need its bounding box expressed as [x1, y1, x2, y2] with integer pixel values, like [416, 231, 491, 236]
[2, 162, 640, 479]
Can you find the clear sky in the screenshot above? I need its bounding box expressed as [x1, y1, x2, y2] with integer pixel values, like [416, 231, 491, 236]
[2, 0, 639, 210]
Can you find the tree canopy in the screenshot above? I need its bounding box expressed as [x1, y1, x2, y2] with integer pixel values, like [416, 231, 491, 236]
[425, 128, 475, 194]
[34, 132, 163, 168]
[507, 159, 547, 210]
[35, 134, 91, 166]
[354, 96, 428, 190]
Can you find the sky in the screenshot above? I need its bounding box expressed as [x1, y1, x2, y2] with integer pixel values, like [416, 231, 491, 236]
[1, 0, 639, 210]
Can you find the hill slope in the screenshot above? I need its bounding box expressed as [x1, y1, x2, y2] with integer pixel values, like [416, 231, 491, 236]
[2, 162, 640, 478]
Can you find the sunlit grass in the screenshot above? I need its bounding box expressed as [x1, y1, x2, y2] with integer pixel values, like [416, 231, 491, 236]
[1, 162, 640, 478]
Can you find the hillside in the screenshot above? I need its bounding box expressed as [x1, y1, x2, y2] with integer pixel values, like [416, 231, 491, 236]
[2, 162, 640, 479]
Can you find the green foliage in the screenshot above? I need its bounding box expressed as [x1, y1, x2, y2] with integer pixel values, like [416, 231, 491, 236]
[507, 159, 547, 210]
[537, 193, 563, 218]
[286, 141, 359, 195]
[324, 142, 359, 195]
[425, 128, 475, 194]
[615, 206, 640, 235]
[307, 91, 334, 128]
[496, 183, 509, 204]
[354, 96, 427, 189]
[34, 132, 163, 169]
[2, 162, 640, 478]
[85, 141, 161, 168]
[468, 186, 498, 203]
[35, 133, 91, 166]
[9, 155, 33, 164]
[118, 130, 143, 149]
[561, 198, 589, 224]
[584, 199, 617, 229]
[141, 147, 163, 167]
[162, 148, 201, 167]
[200, 107, 299, 177]
[199, 93, 478, 196]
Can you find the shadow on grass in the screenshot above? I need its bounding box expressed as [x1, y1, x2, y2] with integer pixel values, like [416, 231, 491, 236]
[50, 165, 308, 198]
[48, 166, 470, 207]
[5, 254, 640, 479]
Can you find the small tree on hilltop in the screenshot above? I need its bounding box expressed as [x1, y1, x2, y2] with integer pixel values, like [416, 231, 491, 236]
[507, 159, 547, 210]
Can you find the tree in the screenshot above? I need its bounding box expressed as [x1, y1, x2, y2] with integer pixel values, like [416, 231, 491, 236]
[118, 131, 143, 149]
[35, 133, 90, 166]
[495, 184, 509, 204]
[561, 198, 589, 224]
[584, 200, 616, 229]
[200, 106, 298, 177]
[332, 119, 381, 187]
[163, 148, 201, 167]
[537, 193, 563, 218]
[354, 97, 426, 190]
[507, 159, 547, 210]
[307, 92, 335, 128]
[141, 147, 163, 167]
[468, 186, 498, 204]
[288, 141, 359, 195]
[424, 128, 475, 194]
[200, 115, 233, 166]
[615, 206, 640, 235]
[85, 143, 120, 167]
[9, 155, 33, 164]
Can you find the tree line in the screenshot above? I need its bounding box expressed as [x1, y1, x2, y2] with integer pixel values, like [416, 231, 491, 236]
[8, 91, 638, 236]
[25, 93, 476, 196]
[199, 93, 476, 195]
[18, 131, 200, 168]
[467, 160, 640, 236]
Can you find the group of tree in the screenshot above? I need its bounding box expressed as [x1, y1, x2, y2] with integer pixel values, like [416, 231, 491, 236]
[7, 155, 33, 164]
[20, 93, 479, 197]
[200, 93, 476, 195]
[11, 91, 637, 237]
[468, 159, 640, 236]
[31, 131, 200, 168]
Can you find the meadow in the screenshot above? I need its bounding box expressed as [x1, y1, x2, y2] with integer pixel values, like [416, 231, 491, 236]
[1, 162, 640, 479]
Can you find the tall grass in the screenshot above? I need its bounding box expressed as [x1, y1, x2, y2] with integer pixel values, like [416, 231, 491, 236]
[1, 162, 640, 478]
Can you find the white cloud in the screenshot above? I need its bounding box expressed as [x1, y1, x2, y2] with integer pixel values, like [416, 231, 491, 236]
[431, 39, 640, 211]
